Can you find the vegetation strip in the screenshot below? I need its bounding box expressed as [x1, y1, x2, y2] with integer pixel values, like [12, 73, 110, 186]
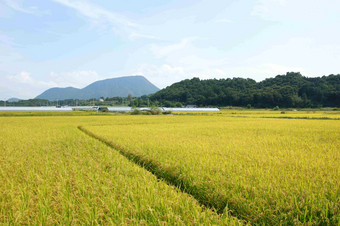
[230, 115, 340, 120]
[77, 126, 242, 220]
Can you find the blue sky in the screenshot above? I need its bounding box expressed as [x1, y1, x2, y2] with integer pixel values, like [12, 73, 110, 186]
[1, 0, 340, 99]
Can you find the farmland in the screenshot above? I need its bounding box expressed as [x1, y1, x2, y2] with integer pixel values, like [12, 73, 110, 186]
[0, 110, 339, 224]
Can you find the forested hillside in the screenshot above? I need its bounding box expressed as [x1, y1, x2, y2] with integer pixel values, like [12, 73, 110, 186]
[151, 72, 340, 108]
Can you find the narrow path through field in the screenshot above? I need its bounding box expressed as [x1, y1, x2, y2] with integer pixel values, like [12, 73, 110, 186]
[77, 125, 243, 223]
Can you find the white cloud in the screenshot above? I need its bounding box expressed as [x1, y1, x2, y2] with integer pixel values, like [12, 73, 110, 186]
[49, 70, 103, 88]
[240, 64, 307, 80]
[0, 32, 13, 47]
[128, 64, 187, 88]
[7, 71, 56, 88]
[142, 36, 234, 86]
[129, 32, 159, 40]
[252, 0, 340, 22]
[177, 54, 229, 68]
[128, 63, 230, 89]
[3, 70, 103, 99]
[252, 0, 288, 21]
[8, 71, 32, 83]
[245, 37, 340, 76]
[215, 18, 233, 23]
[191, 68, 226, 80]
[0, 41, 27, 73]
[150, 37, 196, 58]
[3, 0, 48, 15]
[4, 71, 56, 99]
[52, 0, 138, 33]
[148, 36, 231, 71]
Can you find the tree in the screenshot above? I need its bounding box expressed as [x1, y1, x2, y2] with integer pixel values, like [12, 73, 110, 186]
[150, 73, 340, 108]
[127, 94, 133, 106]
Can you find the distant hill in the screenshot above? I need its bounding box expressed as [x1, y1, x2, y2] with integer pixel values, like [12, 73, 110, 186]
[150, 72, 340, 108]
[7, 98, 22, 102]
[36, 76, 159, 101]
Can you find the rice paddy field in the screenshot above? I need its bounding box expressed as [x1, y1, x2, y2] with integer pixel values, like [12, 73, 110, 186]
[0, 110, 339, 225]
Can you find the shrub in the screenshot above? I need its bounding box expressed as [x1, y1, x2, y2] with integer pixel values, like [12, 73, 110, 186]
[150, 106, 161, 115]
[98, 107, 109, 112]
[131, 106, 142, 115]
[162, 111, 172, 115]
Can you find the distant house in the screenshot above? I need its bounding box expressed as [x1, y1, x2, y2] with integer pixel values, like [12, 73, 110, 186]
[99, 98, 104, 102]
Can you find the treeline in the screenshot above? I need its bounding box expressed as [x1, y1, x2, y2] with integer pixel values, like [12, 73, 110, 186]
[150, 72, 340, 108]
[0, 96, 157, 107]
[0, 99, 50, 107]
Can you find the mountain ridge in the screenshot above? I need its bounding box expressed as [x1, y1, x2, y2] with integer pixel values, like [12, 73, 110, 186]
[36, 75, 159, 101]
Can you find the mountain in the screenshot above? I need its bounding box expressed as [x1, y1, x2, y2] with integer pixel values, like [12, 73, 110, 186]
[7, 98, 22, 102]
[36, 76, 159, 101]
[150, 72, 340, 108]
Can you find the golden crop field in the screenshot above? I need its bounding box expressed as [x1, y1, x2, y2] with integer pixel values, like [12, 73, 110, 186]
[0, 110, 339, 225]
[174, 109, 340, 120]
[0, 116, 237, 225]
[221, 109, 340, 120]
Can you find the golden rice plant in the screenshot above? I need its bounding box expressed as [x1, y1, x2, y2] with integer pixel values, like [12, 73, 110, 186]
[85, 115, 340, 224]
[0, 116, 240, 225]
